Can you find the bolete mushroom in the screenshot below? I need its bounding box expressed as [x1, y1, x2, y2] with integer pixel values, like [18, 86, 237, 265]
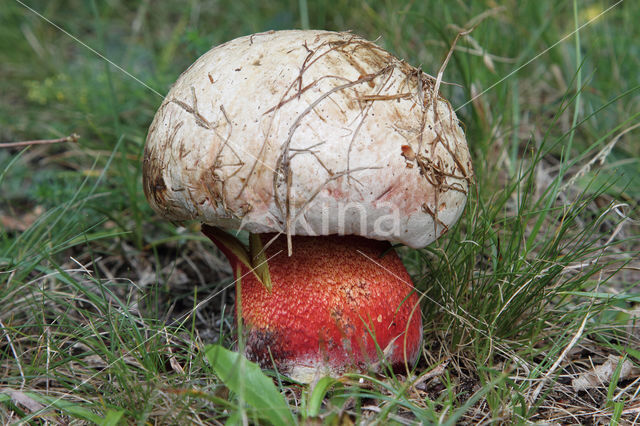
[143, 30, 472, 382]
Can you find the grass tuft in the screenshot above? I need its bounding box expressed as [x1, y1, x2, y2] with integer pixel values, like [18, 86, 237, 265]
[1, 0, 639, 423]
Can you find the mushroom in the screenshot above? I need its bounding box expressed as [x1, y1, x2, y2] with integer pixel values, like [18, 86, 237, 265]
[143, 30, 472, 382]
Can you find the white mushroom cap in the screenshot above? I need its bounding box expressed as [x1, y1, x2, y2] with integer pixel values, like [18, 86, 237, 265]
[143, 30, 472, 248]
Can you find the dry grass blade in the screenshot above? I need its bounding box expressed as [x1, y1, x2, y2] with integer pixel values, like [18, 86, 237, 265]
[1, 389, 57, 422]
[528, 304, 587, 403]
[432, 28, 474, 112]
[0, 320, 25, 388]
[2, 390, 43, 412]
[561, 122, 640, 192]
[0, 133, 79, 148]
[2, 0, 639, 423]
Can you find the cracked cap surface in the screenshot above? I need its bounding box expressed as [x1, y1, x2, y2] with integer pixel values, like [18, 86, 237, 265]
[143, 30, 472, 248]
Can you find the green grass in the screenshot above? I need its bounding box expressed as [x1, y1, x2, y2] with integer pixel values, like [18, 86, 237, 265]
[1, 0, 639, 423]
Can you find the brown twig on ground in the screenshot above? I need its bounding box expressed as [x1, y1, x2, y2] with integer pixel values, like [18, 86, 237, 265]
[0, 133, 79, 148]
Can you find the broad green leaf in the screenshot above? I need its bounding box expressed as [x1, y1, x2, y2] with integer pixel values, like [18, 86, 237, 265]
[100, 409, 125, 426]
[205, 345, 295, 426]
[307, 376, 339, 418]
[224, 410, 242, 426]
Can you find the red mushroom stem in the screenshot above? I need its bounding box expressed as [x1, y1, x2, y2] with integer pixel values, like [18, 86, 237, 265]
[202, 225, 423, 382]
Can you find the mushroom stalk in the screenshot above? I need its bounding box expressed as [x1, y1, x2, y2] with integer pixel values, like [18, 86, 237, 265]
[203, 227, 423, 383]
[143, 30, 472, 383]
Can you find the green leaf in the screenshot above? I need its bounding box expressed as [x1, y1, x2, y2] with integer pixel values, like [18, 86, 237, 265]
[607, 354, 627, 405]
[201, 225, 272, 290]
[1, 390, 108, 424]
[561, 291, 640, 302]
[205, 345, 295, 426]
[626, 347, 640, 363]
[249, 232, 272, 290]
[611, 400, 624, 425]
[224, 410, 242, 426]
[307, 376, 339, 418]
[99, 409, 125, 426]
